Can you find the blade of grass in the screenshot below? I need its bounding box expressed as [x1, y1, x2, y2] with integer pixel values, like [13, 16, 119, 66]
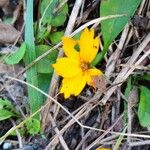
[24, 0, 42, 118]
[113, 126, 127, 150]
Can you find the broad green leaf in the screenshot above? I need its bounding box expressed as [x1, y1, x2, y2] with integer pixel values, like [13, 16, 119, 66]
[40, 0, 68, 27]
[93, 0, 141, 65]
[101, 0, 140, 49]
[0, 99, 17, 121]
[0, 99, 17, 113]
[39, 0, 58, 41]
[38, 73, 52, 94]
[39, 0, 68, 41]
[57, 1, 68, 14]
[26, 118, 40, 135]
[49, 31, 64, 44]
[40, 0, 59, 26]
[36, 45, 58, 74]
[138, 74, 150, 81]
[4, 43, 26, 65]
[0, 99, 12, 109]
[0, 109, 15, 121]
[37, 59, 53, 74]
[38, 73, 52, 103]
[138, 86, 150, 127]
[51, 14, 67, 27]
[51, 1, 68, 27]
[37, 27, 49, 42]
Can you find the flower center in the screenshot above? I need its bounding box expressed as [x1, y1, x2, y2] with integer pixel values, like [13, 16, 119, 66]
[80, 62, 90, 71]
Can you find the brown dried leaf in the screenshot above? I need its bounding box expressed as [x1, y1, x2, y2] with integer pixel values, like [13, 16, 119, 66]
[90, 75, 107, 93]
[0, 22, 21, 44]
[0, 0, 17, 16]
[0, 0, 9, 7]
[128, 86, 139, 107]
[0, 62, 23, 75]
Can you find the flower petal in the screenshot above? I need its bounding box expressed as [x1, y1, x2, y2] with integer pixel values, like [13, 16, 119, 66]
[60, 78, 72, 98]
[60, 73, 86, 98]
[88, 68, 103, 76]
[62, 37, 79, 59]
[86, 68, 103, 85]
[79, 28, 99, 63]
[53, 57, 81, 78]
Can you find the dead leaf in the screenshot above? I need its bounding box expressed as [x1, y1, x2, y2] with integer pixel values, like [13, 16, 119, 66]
[0, 0, 9, 7]
[128, 86, 139, 107]
[90, 75, 107, 94]
[0, 22, 21, 44]
[0, 0, 17, 16]
[0, 62, 23, 75]
[132, 15, 149, 29]
[0, 46, 18, 54]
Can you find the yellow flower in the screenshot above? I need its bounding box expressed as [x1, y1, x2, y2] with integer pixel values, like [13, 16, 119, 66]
[96, 148, 111, 150]
[53, 28, 103, 98]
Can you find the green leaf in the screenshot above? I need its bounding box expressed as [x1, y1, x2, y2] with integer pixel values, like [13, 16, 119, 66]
[57, 1, 68, 14]
[4, 43, 26, 65]
[138, 86, 150, 127]
[40, 0, 68, 27]
[51, 14, 67, 27]
[39, 0, 68, 41]
[36, 45, 58, 74]
[101, 0, 140, 48]
[38, 73, 52, 104]
[138, 74, 150, 81]
[49, 31, 64, 44]
[51, 1, 68, 27]
[0, 109, 15, 121]
[24, 0, 42, 119]
[0, 99, 17, 121]
[40, 0, 59, 26]
[39, 0, 59, 41]
[10, 127, 26, 136]
[37, 59, 52, 74]
[38, 73, 52, 94]
[0, 99, 12, 109]
[26, 118, 40, 135]
[37, 27, 49, 42]
[93, 0, 141, 65]
[0, 99, 17, 113]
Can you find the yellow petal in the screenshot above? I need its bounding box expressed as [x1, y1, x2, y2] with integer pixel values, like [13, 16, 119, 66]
[86, 68, 103, 85]
[60, 78, 72, 98]
[96, 148, 110, 150]
[79, 28, 100, 63]
[60, 73, 86, 99]
[88, 68, 103, 76]
[53, 57, 81, 78]
[62, 37, 79, 59]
